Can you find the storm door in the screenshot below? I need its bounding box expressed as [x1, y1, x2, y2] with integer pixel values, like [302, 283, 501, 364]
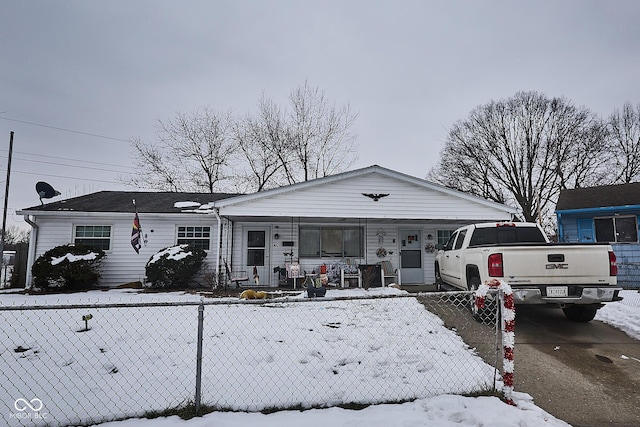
[245, 228, 270, 286]
[399, 229, 423, 284]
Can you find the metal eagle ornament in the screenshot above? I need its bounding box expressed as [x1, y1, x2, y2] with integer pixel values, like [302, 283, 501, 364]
[362, 193, 389, 201]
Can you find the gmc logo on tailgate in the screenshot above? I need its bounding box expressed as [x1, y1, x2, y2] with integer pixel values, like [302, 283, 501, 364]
[546, 263, 568, 270]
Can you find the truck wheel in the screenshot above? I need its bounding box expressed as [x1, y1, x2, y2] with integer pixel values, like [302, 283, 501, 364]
[562, 305, 598, 322]
[468, 277, 495, 323]
[434, 263, 444, 291]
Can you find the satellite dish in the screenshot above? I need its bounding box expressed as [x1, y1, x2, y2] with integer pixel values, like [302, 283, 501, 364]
[36, 181, 61, 205]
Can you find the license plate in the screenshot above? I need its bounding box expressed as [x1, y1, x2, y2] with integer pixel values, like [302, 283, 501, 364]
[547, 286, 568, 297]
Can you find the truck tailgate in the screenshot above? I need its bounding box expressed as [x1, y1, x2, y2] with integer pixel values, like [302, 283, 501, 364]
[499, 245, 614, 285]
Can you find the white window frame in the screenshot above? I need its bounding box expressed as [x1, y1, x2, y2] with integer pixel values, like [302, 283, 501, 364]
[437, 230, 454, 246]
[73, 225, 112, 251]
[594, 215, 638, 243]
[176, 225, 211, 250]
[299, 226, 364, 258]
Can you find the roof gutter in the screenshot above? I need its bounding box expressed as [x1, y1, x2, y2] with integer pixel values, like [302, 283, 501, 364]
[23, 215, 38, 289]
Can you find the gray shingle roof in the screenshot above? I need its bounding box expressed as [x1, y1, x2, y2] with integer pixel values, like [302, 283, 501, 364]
[21, 191, 242, 213]
[556, 182, 640, 211]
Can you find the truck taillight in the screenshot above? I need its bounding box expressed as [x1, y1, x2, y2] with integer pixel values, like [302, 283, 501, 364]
[488, 253, 504, 277]
[609, 251, 617, 276]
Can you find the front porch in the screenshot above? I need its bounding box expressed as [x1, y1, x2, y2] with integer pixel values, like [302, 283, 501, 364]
[217, 216, 478, 289]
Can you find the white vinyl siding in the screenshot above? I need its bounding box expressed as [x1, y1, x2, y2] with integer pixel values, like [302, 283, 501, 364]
[29, 214, 218, 288]
[220, 173, 514, 221]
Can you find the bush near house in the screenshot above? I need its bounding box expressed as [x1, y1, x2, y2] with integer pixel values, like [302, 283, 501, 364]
[31, 244, 106, 291]
[145, 244, 207, 289]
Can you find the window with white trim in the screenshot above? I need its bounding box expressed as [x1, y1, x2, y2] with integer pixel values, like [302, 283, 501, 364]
[177, 226, 211, 250]
[437, 230, 454, 246]
[594, 216, 638, 243]
[74, 225, 111, 251]
[299, 226, 364, 258]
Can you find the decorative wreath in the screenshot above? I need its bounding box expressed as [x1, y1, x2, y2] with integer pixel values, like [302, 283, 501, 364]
[376, 247, 388, 258]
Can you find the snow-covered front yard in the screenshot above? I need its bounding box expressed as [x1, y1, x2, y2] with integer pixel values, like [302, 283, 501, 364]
[1, 287, 638, 427]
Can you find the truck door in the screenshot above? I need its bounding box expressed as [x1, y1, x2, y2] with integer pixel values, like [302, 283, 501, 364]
[440, 229, 466, 287]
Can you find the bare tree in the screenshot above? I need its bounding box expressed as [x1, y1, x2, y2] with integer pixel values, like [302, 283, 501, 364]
[608, 102, 640, 184]
[127, 84, 358, 193]
[233, 82, 359, 190]
[230, 98, 287, 192]
[128, 107, 235, 192]
[284, 82, 359, 182]
[3, 225, 29, 245]
[429, 91, 610, 222]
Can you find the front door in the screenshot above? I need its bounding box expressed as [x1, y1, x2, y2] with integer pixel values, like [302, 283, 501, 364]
[245, 228, 270, 286]
[399, 229, 423, 284]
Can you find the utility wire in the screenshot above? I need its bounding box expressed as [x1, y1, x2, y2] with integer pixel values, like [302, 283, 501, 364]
[0, 149, 131, 170]
[0, 116, 131, 143]
[10, 170, 124, 185]
[0, 155, 130, 174]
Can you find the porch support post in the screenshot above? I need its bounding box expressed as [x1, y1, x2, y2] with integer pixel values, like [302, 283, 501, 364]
[214, 208, 222, 285]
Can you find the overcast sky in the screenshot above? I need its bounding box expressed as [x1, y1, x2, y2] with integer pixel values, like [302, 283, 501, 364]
[2, 0, 640, 229]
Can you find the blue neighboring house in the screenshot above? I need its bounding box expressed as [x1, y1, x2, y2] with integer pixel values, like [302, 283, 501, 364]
[555, 182, 640, 288]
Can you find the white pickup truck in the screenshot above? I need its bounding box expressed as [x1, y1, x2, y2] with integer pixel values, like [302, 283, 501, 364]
[434, 222, 622, 322]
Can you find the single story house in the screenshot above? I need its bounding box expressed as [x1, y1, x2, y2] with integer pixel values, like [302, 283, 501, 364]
[18, 165, 518, 288]
[556, 182, 640, 288]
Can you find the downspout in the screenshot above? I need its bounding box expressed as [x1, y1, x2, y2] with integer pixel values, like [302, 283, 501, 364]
[214, 208, 222, 287]
[23, 215, 38, 289]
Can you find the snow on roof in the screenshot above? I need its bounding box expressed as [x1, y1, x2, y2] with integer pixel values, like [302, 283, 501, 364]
[173, 201, 202, 208]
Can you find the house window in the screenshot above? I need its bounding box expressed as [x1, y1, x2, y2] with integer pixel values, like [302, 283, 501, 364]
[299, 226, 364, 258]
[74, 225, 111, 251]
[177, 226, 211, 250]
[437, 230, 454, 246]
[594, 216, 638, 243]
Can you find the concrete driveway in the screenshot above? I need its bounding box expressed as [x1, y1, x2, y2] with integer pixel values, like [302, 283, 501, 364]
[415, 293, 640, 427]
[513, 305, 640, 427]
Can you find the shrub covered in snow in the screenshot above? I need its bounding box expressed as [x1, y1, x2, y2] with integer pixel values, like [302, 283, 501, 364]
[31, 244, 106, 291]
[145, 244, 207, 289]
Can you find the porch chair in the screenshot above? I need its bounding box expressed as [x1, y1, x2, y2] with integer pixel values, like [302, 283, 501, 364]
[340, 259, 362, 288]
[286, 262, 302, 289]
[224, 260, 249, 288]
[379, 260, 400, 286]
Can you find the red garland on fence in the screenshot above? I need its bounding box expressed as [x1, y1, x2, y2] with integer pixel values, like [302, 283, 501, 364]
[474, 278, 516, 406]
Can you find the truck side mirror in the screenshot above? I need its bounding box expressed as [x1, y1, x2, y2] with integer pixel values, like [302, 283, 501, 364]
[435, 244, 444, 251]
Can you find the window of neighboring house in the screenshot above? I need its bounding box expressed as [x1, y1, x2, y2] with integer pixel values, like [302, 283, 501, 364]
[594, 216, 638, 243]
[74, 225, 111, 251]
[437, 230, 454, 246]
[177, 226, 211, 250]
[299, 227, 364, 258]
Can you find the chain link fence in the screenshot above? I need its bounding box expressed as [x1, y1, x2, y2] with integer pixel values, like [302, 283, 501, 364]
[1, 291, 503, 426]
[617, 262, 640, 289]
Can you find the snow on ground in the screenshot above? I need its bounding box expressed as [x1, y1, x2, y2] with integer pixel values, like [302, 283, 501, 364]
[595, 289, 640, 340]
[1, 288, 638, 427]
[93, 392, 569, 427]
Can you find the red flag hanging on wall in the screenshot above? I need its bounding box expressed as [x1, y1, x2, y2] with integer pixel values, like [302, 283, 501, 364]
[131, 201, 142, 254]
